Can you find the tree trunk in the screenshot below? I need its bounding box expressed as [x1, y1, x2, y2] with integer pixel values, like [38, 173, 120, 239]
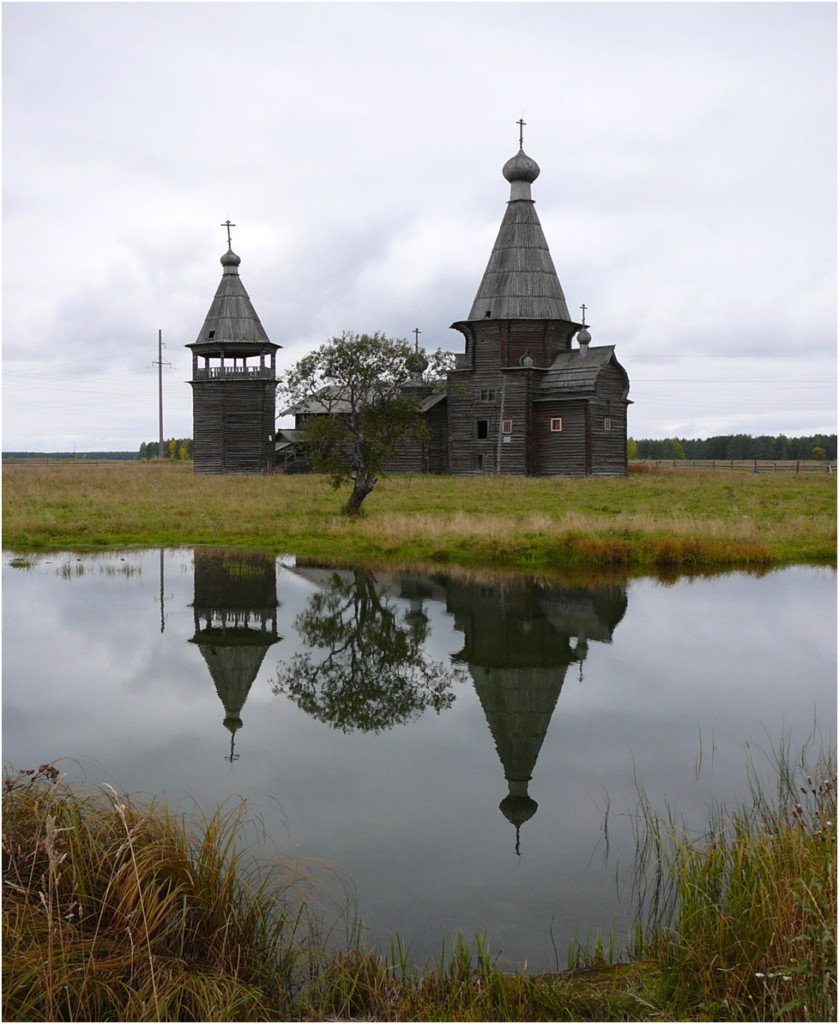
[343, 475, 376, 515]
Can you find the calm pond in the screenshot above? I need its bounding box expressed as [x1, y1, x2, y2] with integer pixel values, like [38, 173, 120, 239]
[3, 550, 835, 971]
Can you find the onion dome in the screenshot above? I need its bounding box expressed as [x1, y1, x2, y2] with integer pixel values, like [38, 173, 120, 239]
[503, 150, 540, 185]
[220, 249, 241, 273]
[405, 350, 429, 377]
[577, 326, 591, 347]
[499, 793, 538, 828]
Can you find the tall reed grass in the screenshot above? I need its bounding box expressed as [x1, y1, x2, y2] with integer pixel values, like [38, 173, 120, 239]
[2, 766, 348, 1022]
[627, 734, 836, 1021]
[4, 740, 835, 1022]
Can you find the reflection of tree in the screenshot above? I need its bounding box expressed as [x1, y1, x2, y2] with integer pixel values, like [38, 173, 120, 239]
[273, 571, 459, 733]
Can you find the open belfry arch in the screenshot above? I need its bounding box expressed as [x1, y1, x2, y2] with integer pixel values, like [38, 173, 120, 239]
[447, 125, 630, 476]
[188, 222, 279, 474]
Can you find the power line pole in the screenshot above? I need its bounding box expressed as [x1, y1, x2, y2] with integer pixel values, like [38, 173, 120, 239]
[153, 330, 171, 458]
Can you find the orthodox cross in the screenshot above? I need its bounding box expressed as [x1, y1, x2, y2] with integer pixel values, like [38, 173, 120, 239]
[516, 117, 526, 149]
[413, 327, 421, 352]
[221, 219, 236, 250]
[580, 304, 587, 326]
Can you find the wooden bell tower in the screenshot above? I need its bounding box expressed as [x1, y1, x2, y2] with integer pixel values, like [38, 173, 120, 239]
[188, 223, 280, 474]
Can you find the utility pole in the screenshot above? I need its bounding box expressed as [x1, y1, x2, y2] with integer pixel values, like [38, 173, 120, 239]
[153, 330, 171, 458]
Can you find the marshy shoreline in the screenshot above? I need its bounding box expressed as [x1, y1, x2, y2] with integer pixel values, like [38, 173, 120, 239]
[3, 742, 835, 1023]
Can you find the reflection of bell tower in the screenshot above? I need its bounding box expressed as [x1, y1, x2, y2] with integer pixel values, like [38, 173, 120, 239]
[189, 549, 281, 761]
[447, 579, 627, 851]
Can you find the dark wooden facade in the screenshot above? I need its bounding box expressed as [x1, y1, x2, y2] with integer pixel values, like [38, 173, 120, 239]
[274, 142, 629, 478]
[189, 249, 279, 474]
[442, 145, 630, 477]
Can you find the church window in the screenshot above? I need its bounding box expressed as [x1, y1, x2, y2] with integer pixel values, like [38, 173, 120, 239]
[476, 419, 489, 439]
[502, 419, 513, 434]
[480, 389, 496, 402]
[550, 417, 563, 432]
[472, 454, 485, 471]
[208, 330, 215, 338]
[604, 418, 612, 431]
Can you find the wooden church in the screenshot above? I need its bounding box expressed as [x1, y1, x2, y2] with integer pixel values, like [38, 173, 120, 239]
[444, 138, 631, 476]
[192, 138, 630, 477]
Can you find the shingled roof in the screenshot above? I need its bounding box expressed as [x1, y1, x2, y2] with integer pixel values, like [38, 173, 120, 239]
[537, 345, 620, 397]
[191, 250, 274, 348]
[466, 148, 571, 321]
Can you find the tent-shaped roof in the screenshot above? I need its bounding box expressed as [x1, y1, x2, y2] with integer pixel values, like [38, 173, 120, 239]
[465, 149, 571, 322]
[189, 249, 276, 352]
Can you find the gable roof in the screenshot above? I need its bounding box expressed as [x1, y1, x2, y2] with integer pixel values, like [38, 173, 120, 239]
[537, 345, 621, 397]
[282, 383, 447, 418]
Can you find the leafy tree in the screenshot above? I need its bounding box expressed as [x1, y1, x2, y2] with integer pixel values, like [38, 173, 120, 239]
[280, 332, 452, 515]
[627, 437, 638, 460]
[812, 446, 827, 460]
[272, 571, 461, 733]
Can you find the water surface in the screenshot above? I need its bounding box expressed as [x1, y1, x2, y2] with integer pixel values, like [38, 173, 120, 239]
[3, 550, 835, 970]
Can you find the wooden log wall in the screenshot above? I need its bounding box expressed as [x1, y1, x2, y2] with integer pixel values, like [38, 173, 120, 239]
[534, 400, 587, 476]
[382, 400, 448, 475]
[192, 380, 276, 474]
[589, 363, 629, 477]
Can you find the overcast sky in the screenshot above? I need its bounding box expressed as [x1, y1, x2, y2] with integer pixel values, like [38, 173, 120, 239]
[3, 2, 836, 451]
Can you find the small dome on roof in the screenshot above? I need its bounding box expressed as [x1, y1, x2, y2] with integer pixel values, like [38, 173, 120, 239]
[405, 350, 429, 376]
[220, 250, 241, 268]
[503, 150, 540, 184]
[578, 326, 591, 347]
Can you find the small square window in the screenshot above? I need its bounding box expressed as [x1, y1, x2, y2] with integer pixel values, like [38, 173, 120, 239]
[604, 418, 612, 431]
[472, 454, 485, 471]
[501, 419, 513, 434]
[480, 389, 496, 402]
[476, 419, 489, 439]
[550, 417, 563, 432]
[208, 330, 216, 339]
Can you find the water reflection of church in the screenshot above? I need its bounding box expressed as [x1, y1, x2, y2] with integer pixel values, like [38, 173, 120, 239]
[185, 550, 626, 839]
[189, 549, 281, 761]
[437, 577, 626, 850]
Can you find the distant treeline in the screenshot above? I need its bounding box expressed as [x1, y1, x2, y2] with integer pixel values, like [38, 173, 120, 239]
[3, 451, 136, 461]
[630, 433, 837, 461]
[138, 439, 194, 460]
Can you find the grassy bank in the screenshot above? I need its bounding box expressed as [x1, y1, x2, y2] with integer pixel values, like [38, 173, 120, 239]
[3, 462, 835, 572]
[4, 748, 835, 1022]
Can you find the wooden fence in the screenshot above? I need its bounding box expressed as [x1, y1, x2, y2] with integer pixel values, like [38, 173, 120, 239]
[4, 457, 836, 475]
[634, 459, 836, 474]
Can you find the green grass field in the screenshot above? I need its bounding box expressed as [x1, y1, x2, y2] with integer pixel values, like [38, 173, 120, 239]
[3, 461, 835, 572]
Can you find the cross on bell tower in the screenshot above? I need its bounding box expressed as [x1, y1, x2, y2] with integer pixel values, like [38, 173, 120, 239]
[221, 219, 236, 251]
[516, 117, 526, 150]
